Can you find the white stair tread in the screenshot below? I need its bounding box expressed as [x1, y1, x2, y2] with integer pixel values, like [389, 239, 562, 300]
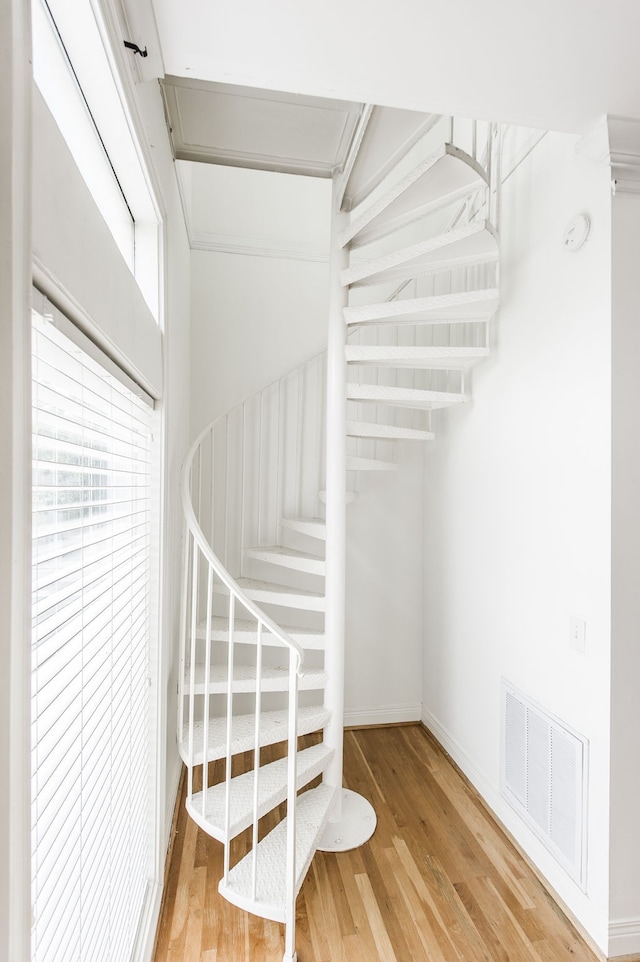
[217, 578, 325, 612]
[347, 455, 397, 472]
[344, 288, 499, 327]
[186, 742, 333, 843]
[343, 144, 486, 247]
[345, 345, 490, 369]
[245, 545, 325, 576]
[195, 616, 325, 650]
[346, 420, 435, 441]
[347, 383, 468, 410]
[342, 221, 497, 288]
[179, 705, 331, 765]
[219, 783, 336, 923]
[341, 107, 439, 212]
[185, 663, 327, 695]
[281, 517, 327, 541]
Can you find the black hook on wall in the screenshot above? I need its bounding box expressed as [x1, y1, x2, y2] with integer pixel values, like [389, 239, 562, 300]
[123, 41, 148, 58]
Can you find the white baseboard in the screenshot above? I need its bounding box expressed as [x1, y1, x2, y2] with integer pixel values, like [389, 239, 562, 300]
[136, 754, 184, 962]
[421, 707, 609, 958]
[608, 917, 640, 957]
[164, 753, 183, 849]
[344, 703, 422, 728]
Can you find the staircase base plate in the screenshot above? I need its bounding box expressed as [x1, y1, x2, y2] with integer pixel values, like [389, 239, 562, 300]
[316, 789, 376, 852]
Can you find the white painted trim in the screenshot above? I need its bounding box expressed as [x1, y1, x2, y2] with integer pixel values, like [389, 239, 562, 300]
[608, 917, 640, 958]
[164, 755, 184, 850]
[578, 115, 640, 194]
[189, 230, 329, 263]
[32, 255, 162, 401]
[173, 157, 330, 263]
[421, 707, 609, 956]
[134, 757, 182, 962]
[1, 2, 32, 958]
[344, 704, 422, 728]
[133, 881, 162, 962]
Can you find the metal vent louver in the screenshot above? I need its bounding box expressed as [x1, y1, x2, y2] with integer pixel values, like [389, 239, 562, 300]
[501, 681, 587, 888]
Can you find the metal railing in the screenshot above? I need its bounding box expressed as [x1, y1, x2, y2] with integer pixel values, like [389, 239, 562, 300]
[178, 422, 304, 939]
[178, 349, 331, 959]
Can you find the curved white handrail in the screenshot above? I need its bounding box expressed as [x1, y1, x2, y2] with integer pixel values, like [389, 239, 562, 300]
[180, 415, 306, 670]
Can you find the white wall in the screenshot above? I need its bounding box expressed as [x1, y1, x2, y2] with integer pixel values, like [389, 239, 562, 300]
[422, 131, 612, 949]
[609, 186, 640, 952]
[186, 163, 332, 436]
[345, 443, 424, 726]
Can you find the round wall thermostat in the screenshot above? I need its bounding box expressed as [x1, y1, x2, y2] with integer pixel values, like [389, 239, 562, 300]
[563, 213, 590, 251]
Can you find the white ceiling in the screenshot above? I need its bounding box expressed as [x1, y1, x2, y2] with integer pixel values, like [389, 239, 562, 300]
[147, 0, 640, 136]
[161, 77, 363, 176]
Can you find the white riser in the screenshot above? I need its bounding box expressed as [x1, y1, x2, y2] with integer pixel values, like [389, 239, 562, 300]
[219, 783, 336, 923]
[245, 545, 325, 576]
[346, 420, 435, 441]
[184, 664, 327, 695]
[216, 577, 325, 612]
[194, 616, 326, 651]
[343, 144, 487, 247]
[344, 288, 499, 327]
[186, 742, 334, 843]
[345, 345, 489, 370]
[179, 705, 330, 765]
[342, 221, 497, 288]
[280, 517, 327, 541]
[347, 455, 397, 472]
[347, 383, 468, 411]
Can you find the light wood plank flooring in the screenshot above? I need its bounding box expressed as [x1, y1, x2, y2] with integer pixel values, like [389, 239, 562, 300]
[153, 725, 602, 962]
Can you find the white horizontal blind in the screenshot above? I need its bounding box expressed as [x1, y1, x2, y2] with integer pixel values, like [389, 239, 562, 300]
[31, 303, 153, 962]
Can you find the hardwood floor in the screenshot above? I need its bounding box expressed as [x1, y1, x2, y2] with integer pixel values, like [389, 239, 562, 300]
[153, 725, 602, 962]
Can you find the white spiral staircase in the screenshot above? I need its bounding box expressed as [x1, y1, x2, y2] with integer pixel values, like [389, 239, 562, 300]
[178, 109, 501, 962]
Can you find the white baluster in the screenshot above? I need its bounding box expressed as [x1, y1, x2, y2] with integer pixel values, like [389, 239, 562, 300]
[223, 594, 235, 882]
[187, 543, 199, 799]
[201, 565, 214, 817]
[251, 622, 263, 899]
[284, 652, 299, 962]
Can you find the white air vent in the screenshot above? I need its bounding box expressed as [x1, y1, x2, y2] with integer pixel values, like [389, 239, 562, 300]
[501, 681, 588, 888]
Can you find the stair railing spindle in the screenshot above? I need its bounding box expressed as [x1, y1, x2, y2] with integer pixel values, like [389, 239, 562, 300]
[257, 390, 264, 545]
[187, 542, 199, 799]
[201, 564, 214, 817]
[224, 414, 230, 569]
[209, 427, 215, 554]
[196, 443, 203, 528]
[177, 521, 190, 746]
[493, 124, 503, 235]
[295, 368, 304, 519]
[240, 404, 246, 570]
[251, 621, 264, 899]
[276, 380, 283, 538]
[284, 651, 300, 962]
[223, 593, 236, 883]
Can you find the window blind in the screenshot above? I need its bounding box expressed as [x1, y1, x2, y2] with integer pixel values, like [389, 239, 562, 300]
[31, 302, 153, 962]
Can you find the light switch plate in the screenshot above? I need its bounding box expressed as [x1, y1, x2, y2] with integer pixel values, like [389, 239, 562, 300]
[570, 616, 586, 652]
